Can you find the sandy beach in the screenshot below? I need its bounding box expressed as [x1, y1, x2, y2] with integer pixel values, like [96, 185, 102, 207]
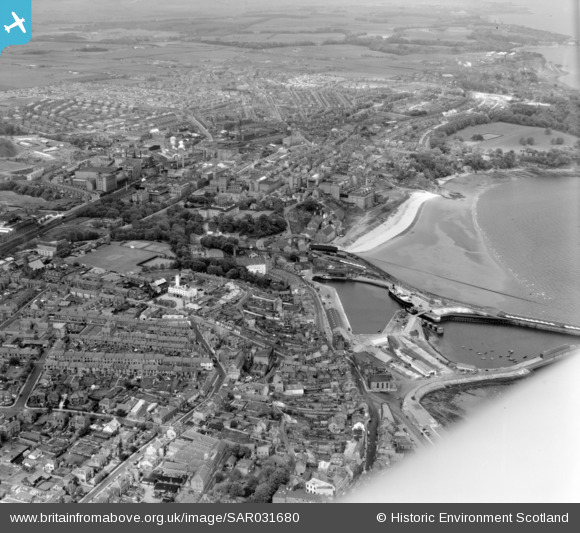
[345, 191, 439, 253]
[361, 174, 541, 313]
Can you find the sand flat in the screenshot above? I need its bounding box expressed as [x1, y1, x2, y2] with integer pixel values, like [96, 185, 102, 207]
[346, 191, 439, 253]
[363, 174, 534, 311]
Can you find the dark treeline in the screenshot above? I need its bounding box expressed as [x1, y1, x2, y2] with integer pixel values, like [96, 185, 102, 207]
[78, 197, 172, 225]
[0, 181, 65, 201]
[169, 256, 272, 289]
[0, 123, 24, 135]
[490, 98, 580, 137]
[209, 213, 286, 238]
[112, 205, 205, 243]
[186, 38, 318, 49]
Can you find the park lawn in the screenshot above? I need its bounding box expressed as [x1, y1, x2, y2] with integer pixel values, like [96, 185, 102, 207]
[74, 243, 157, 274]
[459, 122, 579, 152]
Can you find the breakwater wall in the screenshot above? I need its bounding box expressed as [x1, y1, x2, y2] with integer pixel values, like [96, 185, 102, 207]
[320, 271, 580, 338]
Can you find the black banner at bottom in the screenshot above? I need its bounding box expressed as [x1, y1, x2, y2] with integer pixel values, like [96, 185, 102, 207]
[1, 504, 578, 533]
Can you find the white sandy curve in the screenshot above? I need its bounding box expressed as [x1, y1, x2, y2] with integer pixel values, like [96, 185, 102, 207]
[345, 191, 439, 253]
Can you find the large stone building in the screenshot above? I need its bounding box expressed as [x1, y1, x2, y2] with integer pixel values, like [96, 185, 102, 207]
[168, 275, 198, 300]
[37, 239, 70, 258]
[96, 172, 117, 192]
[74, 166, 117, 192]
[237, 257, 268, 276]
[347, 188, 375, 210]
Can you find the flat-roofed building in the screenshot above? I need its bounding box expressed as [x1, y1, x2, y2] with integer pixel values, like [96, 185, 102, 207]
[237, 256, 267, 276]
[347, 188, 375, 210]
[96, 172, 117, 193]
[37, 239, 69, 258]
[368, 374, 397, 392]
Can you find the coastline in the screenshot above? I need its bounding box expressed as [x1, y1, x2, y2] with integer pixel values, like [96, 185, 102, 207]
[345, 191, 439, 254]
[437, 171, 471, 186]
[525, 44, 580, 90]
[327, 284, 352, 332]
[362, 173, 535, 312]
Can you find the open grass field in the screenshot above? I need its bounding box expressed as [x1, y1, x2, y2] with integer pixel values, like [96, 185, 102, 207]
[221, 32, 345, 44]
[0, 191, 47, 209]
[458, 122, 579, 152]
[76, 243, 157, 274]
[248, 15, 348, 32]
[122, 240, 175, 257]
[399, 27, 472, 41]
[141, 257, 174, 269]
[254, 44, 432, 79]
[0, 40, 241, 91]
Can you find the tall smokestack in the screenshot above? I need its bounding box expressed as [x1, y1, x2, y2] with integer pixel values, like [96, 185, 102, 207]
[175, 274, 180, 288]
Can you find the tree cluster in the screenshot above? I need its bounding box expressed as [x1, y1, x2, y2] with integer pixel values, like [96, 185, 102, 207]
[113, 205, 205, 244]
[248, 463, 291, 503]
[0, 181, 65, 201]
[190, 38, 318, 49]
[200, 235, 239, 254]
[0, 123, 24, 135]
[50, 227, 100, 243]
[490, 97, 580, 137]
[79, 196, 170, 225]
[295, 198, 323, 214]
[408, 149, 459, 180]
[436, 112, 491, 139]
[211, 213, 286, 238]
[174, 256, 272, 288]
[519, 149, 572, 168]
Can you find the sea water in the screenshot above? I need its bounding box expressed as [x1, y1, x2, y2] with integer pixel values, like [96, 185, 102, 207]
[476, 174, 580, 324]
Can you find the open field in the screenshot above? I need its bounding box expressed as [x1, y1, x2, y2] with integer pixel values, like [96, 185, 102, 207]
[247, 15, 349, 32]
[0, 191, 48, 209]
[399, 27, 472, 41]
[221, 33, 345, 44]
[0, 41, 241, 91]
[458, 121, 579, 152]
[252, 44, 433, 79]
[121, 240, 175, 257]
[0, 4, 512, 91]
[246, 11, 438, 34]
[73, 243, 157, 274]
[0, 160, 31, 172]
[141, 257, 174, 269]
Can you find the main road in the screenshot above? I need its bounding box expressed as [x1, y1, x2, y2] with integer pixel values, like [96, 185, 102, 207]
[0, 351, 48, 418]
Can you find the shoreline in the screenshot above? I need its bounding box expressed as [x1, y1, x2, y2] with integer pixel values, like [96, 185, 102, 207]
[362, 173, 531, 312]
[328, 285, 352, 332]
[345, 191, 439, 254]
[525, 44, 580, 91]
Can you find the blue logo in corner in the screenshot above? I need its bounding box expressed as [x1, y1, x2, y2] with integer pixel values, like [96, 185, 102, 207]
[0, 0, 31, 56]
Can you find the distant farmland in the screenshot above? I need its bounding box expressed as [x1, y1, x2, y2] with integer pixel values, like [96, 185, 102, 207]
[221, 32, 345, 45]
[458, 122, 579, 152]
